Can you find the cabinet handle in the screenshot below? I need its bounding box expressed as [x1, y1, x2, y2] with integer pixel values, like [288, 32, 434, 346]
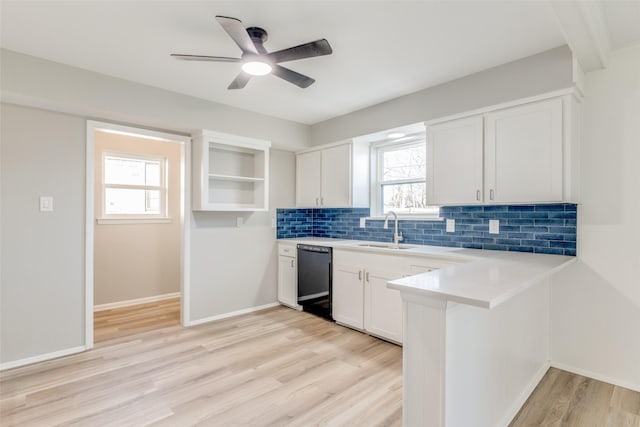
[315, 197, 319, 206]
[476, 190, 481, 201]
[290, 259, 294, 268]
[365, 272, 369, 282]
[490, 189, 495, 201]
[320, 197, 324, 206]
[358, 270, 362, 281]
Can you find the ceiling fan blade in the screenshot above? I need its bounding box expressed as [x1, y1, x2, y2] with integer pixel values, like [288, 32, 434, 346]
[171, 54, 240, 62]
[228, 72, 251, 90]
[215, 15, 258, 54]
[271, 65, 315, 88]
[265, 39, 333, 63]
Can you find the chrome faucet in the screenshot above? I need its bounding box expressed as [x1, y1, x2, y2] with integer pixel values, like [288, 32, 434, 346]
[384, 210, 403, 248]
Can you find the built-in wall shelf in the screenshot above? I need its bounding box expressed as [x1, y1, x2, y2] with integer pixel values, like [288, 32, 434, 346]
[192, 130, 271, 211]
[208, 173, 266, 183]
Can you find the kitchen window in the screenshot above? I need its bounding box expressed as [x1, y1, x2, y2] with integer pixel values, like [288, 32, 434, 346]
[372, 137, 439, 217]
[101, 152, 168, 220]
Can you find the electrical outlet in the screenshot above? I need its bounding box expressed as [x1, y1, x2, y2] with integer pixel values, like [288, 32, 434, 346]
[359, 217, 366, 228]
[446, 218, 455, 233]
[489, 219, 500, 234]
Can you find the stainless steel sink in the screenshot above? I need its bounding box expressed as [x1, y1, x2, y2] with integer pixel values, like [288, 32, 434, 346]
[356, 243, 416, 250]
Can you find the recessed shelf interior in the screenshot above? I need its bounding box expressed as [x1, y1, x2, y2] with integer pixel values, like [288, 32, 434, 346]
[192, 131, 269, 211]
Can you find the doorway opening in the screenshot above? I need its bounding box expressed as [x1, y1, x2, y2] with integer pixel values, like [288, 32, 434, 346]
[85, 121, 190, 348]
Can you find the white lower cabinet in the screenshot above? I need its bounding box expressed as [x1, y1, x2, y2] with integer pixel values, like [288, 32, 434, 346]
[332, 264, 364, 329]
[333, 250, 408, 344]
[364, 269, 404, 344]
[332, 249, 464, 345]
[277, 244, 299, 309]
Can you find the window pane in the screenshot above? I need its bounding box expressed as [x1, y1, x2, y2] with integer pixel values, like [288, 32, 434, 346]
[105, 156, 161, 186]
[104, 157, 146, 186]
[382, 182, 427, 213]
[146, 162, 161, 187]
[382, 144, 426, 181]
[105, 188, 160, 215]
[146, 190, 161, 212]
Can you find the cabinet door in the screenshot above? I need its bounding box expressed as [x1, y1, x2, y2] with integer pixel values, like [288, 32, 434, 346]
[296, 150, 322, 207]
[485, 98, 563, 203]
[321, 144, 352, 207]
[278, 255, 297, 308]
[364, 269, 404, 344]
[428, 116, 484, 205]
[332, 264, 364, 330]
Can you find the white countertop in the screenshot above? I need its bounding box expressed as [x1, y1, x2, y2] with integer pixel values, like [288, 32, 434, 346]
[278, 237, 576, 309]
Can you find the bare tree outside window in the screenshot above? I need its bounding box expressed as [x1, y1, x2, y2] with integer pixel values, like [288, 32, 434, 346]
[377, 141, 436, 215]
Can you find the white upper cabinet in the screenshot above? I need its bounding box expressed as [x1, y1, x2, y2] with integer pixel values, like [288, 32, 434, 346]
[192, 130, 271, 211]
[296, 142, 369, 208]
[485, 98, 563, 203]
[428, 115, 484, 205]
[427, 95, 579, 205]
[296, 150, 322, 207]
[321, 144, 352, 207]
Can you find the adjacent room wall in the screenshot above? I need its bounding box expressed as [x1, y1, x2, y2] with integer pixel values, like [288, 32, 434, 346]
[0, 104, 85, 363]
[93, 131, 181, 306]
[310, 45, 573, 145]
[551, 47, 640, 390]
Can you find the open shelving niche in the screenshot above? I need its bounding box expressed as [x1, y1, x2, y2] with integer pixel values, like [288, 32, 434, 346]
[192, 130, 271, 211]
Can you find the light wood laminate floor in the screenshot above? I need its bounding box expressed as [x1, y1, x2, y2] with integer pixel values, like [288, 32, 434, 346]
[1, 306, 402, 426]
[2, 303, 639, 426]
[510, 367, 640, 427]
[94, 297, 181, 343]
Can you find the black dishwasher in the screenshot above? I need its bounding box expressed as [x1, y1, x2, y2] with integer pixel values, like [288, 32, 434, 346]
[297, 244, 333, 320]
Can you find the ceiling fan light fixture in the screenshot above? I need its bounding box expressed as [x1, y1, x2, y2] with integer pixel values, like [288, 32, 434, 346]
[242, 60, 272, 76]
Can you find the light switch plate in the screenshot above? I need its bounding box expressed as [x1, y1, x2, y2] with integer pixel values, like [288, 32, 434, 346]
[40, 196, 53, 212]
[236, 216, 244, 227]
[489, 219, 500, 234]
[446, 218, 455, 233]
[359, 218, 366, 228]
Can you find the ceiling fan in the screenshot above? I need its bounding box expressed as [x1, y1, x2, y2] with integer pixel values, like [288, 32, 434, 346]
[171, 15, 333, 89]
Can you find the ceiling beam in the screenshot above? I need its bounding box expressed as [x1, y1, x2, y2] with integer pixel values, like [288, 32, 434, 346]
[548, 1, 611, 72]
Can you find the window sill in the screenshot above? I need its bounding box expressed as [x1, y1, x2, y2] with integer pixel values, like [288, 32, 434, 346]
[96, 218, 173, 225]
[365, 215, 444, 222]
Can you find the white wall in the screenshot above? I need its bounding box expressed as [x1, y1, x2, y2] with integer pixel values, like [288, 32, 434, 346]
[0, 48, 305, 364]
[310, 46, 573, 145]
[0, 49, 310, 151]
[189, 149, 295, 322]
[94, 131, 181, 305]
[551, 47, 640, 390]
[0, 104, 85, 363]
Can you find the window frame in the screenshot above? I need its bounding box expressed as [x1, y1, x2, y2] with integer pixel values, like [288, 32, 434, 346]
[370, 135, 440, 219]
[100, 151, 168, 221]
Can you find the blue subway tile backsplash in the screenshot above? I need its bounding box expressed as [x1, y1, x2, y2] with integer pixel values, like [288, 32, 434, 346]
[276, 204, 577, 256]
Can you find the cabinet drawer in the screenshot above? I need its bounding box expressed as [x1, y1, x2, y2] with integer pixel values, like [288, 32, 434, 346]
[279, 245, 296, 257]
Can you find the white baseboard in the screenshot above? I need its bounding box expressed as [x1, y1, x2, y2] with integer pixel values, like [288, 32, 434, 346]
[498, 361, 551, 427]
[187, 302, 280, 327]
[0, 345, 86, 371]
[94, 292, 180, 311]
[551, 362, 640, 392]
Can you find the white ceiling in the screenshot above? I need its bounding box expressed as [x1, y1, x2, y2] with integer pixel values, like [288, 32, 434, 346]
[0, 1, 635, 125]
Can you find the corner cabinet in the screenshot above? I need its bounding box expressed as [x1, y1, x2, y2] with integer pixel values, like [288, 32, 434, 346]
[427, 95, 580, 205]
[296, 141, 369, 208]
[192, 130, 271, 211]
